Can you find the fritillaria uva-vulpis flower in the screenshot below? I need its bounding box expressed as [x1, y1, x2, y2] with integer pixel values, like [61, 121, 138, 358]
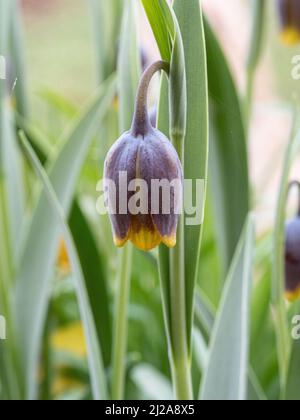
[285, 181, 300, 301]
[104, 61, 183, 252]
[277, 0, 300, 45]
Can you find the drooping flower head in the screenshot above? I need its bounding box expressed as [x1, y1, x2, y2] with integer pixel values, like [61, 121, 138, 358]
[285, 181, 300, 301]
[277, 0, 300, 45]
[104, 61, 183, 251]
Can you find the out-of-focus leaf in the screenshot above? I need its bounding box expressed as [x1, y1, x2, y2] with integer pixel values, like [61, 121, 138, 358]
[89, 0, 123, 84]
[38, 89, 77, 119]
[247, 0, 266, 76]
[245, 0, 266, 123]
[0, 0, 24, 252]
[204, 19, 249, 274]
[131, 363, 173, 400]
[118, 0, 141, 131]
[200, 217, 254, 401]
[9, 0, 29, 118]
[248, 368, 268, 401]
[20, 134, 108, 400]
[193, 328, 208, 374]
[194, 288, 214, 343]
[15, 114, 55, 164]
[69, 202, 112, 368]
[2, 107, 24, 250]
[0, 0, 21, 400]
[14, 76, 116, 400]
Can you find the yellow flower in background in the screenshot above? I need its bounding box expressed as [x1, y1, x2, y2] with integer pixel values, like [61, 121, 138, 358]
[52, 375, 83, 397]
[277, 0, 300, 45]
[57, 239, 71, 275]
[51, 322, 87, 396]
[51, 322, 86, 357]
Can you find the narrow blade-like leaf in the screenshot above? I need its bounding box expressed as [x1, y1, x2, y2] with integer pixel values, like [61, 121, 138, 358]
[200, 217, 254, 401]
[174, 0, 209, 350]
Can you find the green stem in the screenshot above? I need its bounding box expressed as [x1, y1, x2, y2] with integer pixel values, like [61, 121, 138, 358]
[168, 135, 193, 400]
[111, 243, 133, 400]
[170, 217, 193, 399]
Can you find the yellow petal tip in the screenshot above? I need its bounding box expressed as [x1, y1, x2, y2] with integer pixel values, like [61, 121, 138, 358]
[285, 285, 300, 302]
[280, 28, 300, 46]
[162, 235, 177, 248]
[113, 236, 128, 248]
[128, 217, 162, 251]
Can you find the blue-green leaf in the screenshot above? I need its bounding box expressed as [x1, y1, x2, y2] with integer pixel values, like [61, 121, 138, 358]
[200, 217, 254, 400]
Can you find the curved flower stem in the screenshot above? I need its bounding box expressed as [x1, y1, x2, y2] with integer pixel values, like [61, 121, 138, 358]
[111, 243, 133, 400]
[131, 60, 170, 136]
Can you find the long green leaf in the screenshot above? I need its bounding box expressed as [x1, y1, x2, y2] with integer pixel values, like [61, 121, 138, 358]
[0, 0, 24, 399]
[20, 134, 108, 400]
[204, 19, 249, 273]
[0, 1, 25, 255]
[174, 0, 209, 350]
[141, 0, 173, 61]
[14, 76, 116, 399]
[200, 217, 254, 400]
